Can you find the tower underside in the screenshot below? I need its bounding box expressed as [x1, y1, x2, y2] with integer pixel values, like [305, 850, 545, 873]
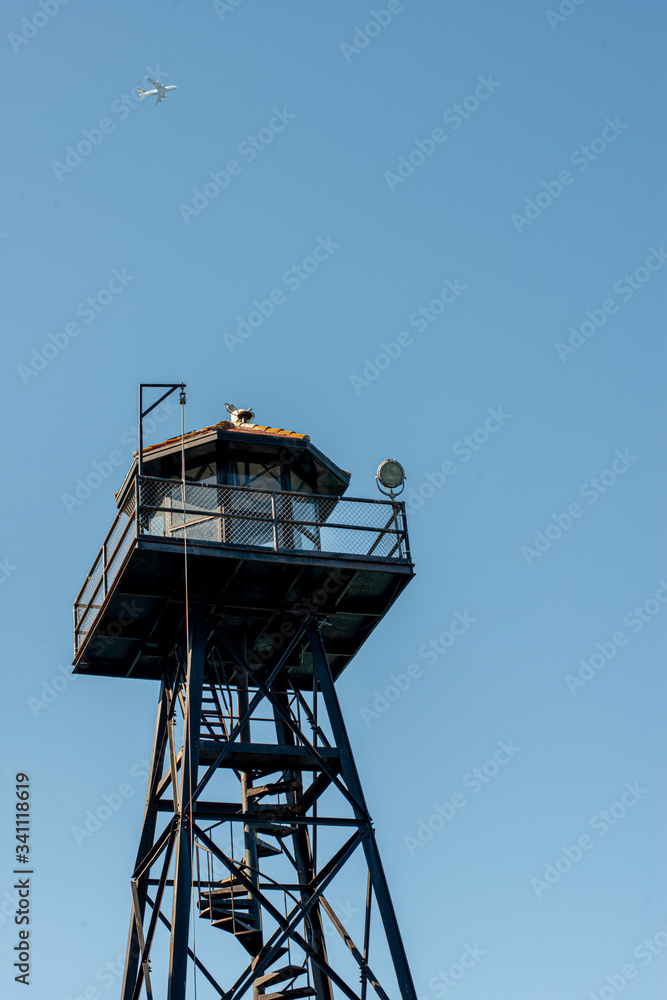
[119, 611, 417, 1000]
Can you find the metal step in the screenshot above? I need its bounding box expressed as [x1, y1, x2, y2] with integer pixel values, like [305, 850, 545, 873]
[254, 963, 306, 988]
[206, 875, 250, 895]
[199, 893, 254, 910]
[211, 913, 259, 933]
[255, 988, 316, 1000]
[199, 901, 255, 920]
[252, 944, 288, 968]
[200, 895, 254, 909]
[200, 903, 254, 917]
[233, 928, 265, 956]
[256, 837, 282, 859]
[247, 778, 300, 800]
[254, 824, 298, 840]
[200, 884, 248, 899]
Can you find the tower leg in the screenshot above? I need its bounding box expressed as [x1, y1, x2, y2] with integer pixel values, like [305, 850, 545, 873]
[272, 687, 334, 1000]
[167, 610, 206, 1000]
[120, 677, 170, 1000]
[237, 654, 263, 943]
[307, 622, 418, 1000]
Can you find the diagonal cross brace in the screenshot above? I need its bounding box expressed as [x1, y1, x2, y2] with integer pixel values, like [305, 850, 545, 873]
[193, 617, 311, 800]
[318, 896, 390, 1000]
[130, 823, 177, 1000]
[204, 617, 367, 816]
[194, 824, 364, 1000]
[307, 621, 418, 1000]
[130, 881, 154, 1000]
[144, 894, 227, 999]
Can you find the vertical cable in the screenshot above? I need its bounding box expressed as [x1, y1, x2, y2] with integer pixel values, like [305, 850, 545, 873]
[180, 393, 190, 683]
[179, 393, 197, 999]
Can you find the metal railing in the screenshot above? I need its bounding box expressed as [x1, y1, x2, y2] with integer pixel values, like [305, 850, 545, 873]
[74, 475, 410, 652]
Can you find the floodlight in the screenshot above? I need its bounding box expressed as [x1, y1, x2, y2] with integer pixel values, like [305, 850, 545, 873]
[375, 459, 406, 496]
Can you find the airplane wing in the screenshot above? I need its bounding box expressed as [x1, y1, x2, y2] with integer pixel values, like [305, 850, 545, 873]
[146, 77, 159, 88]
[154, 96, 162, 106]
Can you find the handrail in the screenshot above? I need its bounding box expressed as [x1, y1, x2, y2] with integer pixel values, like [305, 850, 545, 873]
[72, 505, 129, 606]
[136, 503, 405, 537]
[73, 513, 137, 644]
[137, 473, 401, 508]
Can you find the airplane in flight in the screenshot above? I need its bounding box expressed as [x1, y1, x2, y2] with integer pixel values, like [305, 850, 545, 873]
[137, 77, 178, 106]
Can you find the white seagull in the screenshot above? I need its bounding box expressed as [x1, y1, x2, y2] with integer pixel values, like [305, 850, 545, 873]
[225, 403, 255, 426]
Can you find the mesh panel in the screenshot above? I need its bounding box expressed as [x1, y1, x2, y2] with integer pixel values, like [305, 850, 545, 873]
[137, 477, 408, 558]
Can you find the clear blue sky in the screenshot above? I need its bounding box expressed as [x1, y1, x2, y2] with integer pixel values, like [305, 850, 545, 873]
[1, 1, 665, 997]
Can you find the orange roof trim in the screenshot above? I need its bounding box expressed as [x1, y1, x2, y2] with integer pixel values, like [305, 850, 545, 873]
[140, 420, 310, 456]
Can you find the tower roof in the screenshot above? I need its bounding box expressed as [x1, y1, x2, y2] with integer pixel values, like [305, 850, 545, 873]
[115, 416, 351, 509]
[144, 418, 312, 453]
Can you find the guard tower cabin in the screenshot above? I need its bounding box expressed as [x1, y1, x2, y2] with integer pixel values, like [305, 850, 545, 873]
[73, 416, 413, 685]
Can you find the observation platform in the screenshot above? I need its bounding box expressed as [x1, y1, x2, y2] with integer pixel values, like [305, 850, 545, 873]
[72, 474, 413, 685]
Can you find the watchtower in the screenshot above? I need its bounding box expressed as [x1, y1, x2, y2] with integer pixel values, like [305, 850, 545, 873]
[73, 392, 416, 1000]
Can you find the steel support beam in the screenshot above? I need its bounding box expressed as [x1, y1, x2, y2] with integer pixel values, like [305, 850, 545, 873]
[318, 896, 390, 1000]
[307, 621, 418, 1000]
[118, 615, 415, 999]
[272, 686, 333, 1000]
[167, 609, 206, 1000]
[121, 677, 170, 1000]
